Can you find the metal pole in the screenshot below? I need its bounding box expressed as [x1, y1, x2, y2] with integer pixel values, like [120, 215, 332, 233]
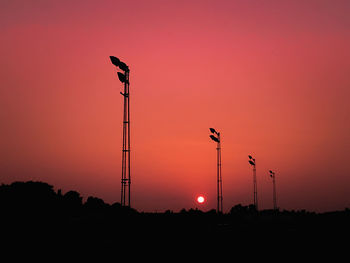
[209, 128, 222, 213]
[110, 56, 131, 208]
[127, 70, 131, 208]
[217, 133, 223, 213]
[253, 165, 258, 210]
[220, 144, 223, 212]
[217, 141, 219, 213]
[273, 174, 277, 210]
[121, 73, 127, 206]
[121, 69, 131, 207]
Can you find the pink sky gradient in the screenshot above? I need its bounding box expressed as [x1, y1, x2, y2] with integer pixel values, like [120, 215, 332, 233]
[1, 0, 349, 212]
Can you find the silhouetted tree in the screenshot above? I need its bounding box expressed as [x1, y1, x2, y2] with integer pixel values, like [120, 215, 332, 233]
[180, 208, 187, 214]
[0, 181, 57, 214]
[206, 209, 217, 215]
[63, 190, 82, 215]
[63, 190, 82, 205]
[84, 196, 107, 210]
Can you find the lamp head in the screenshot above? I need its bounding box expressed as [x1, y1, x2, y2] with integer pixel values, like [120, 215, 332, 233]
[110, 56, 121, 67]
[210, 135, 220, 143]
[110, 56, 129, 72]
[118, 61, 129, 72]
[209, 128, 217, 134]
[117, 72, 127, 83]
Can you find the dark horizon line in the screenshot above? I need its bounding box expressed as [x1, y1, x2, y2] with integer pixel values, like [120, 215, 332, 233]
[1, 180, 348, 214]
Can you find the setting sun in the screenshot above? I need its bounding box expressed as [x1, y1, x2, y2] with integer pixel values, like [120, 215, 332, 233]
[197, 195, 205, 204]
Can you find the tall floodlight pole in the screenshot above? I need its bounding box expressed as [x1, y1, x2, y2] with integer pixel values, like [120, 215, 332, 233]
[248, 155, 258, 210]
[209, 128, 223, 213]
[269, 170, 277, 210]
[110, 56, 131, 207]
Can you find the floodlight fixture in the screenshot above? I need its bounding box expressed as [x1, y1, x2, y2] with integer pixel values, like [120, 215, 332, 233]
[110, 56, 121, 67]
[210, 135, 220, 143]
[119, 61, 129, 72]
[117, 72, 127, 83]
[110, 55, 129, 72]
[248, 155, 252, 159]
[249, 160, 255, 166]
[209, 128, 217, 134]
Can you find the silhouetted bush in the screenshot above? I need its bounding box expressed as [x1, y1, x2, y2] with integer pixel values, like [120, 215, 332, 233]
[230, 203, 257, 216]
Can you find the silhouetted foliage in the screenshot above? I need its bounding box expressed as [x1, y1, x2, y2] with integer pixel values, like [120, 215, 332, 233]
[62, 190, 81, 211]
[0, 181, 58, 216]
[85, 196, 108, 210]
[63, 190, 82, 206]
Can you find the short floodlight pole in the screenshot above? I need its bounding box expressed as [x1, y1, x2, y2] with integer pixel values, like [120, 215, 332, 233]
[269, 170, 277, 210]
[110, 56, 131, 208]
[248, 155, 258, 210]
[209, 128, 223, 214]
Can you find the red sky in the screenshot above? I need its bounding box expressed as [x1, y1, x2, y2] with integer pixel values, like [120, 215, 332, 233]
[1, 0, 349, 212]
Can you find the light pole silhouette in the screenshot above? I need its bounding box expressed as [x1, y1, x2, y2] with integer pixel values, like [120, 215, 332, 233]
[269, 170, 277, 210]
[110, 56, 131, 207]
[209, 128, 223, 214]
[248, 155, 258, 210]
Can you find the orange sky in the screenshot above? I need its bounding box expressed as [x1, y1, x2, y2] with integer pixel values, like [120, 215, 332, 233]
[1, 0, 349, 212]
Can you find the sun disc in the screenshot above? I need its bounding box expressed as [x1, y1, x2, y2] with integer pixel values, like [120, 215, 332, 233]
[197, 195, 205, 204]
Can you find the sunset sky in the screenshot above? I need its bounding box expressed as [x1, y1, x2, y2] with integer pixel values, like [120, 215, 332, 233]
[1, 0, 349, 212]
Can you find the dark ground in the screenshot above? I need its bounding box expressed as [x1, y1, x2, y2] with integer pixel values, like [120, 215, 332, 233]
[1, 181, 348, 258]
